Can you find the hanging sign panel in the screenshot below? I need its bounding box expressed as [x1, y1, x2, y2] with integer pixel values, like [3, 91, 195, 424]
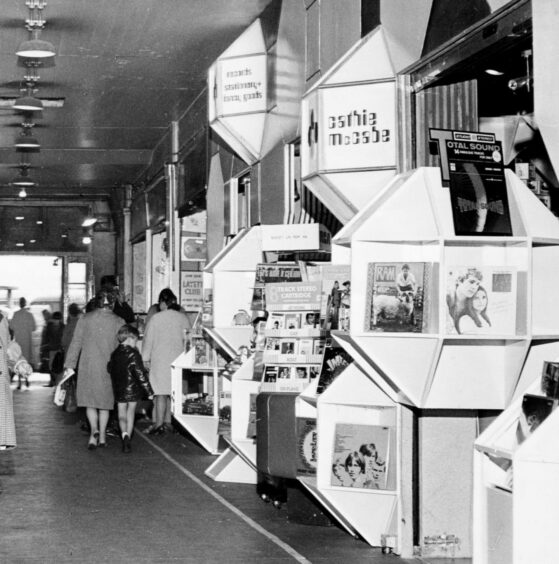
[216, 54, 267, 117]
[316, 81, 396, 172]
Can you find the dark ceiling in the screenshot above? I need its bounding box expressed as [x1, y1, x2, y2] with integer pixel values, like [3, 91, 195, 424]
[0, 0, 272, 250]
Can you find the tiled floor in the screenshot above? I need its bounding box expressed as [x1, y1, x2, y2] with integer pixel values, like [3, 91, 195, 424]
[0, 374, 470, 563]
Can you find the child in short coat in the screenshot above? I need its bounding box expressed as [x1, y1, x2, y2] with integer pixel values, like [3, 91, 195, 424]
[108, 324, 153, 453]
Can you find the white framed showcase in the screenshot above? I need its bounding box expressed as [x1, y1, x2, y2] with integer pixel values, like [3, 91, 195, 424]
[303, 361, 413, 555]
[170, 345, 226, 455]
[329, 165, 559, 558]
[474, 367, 559, 564]
[333, 167, 559, 410]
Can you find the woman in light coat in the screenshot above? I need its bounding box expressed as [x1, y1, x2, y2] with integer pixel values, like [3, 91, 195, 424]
[142, 289, 191, 434]
[64, 291, 124, 449]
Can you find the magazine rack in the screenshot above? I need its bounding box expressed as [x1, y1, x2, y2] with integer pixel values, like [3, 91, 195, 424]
[473, 374, 559, 564]
[170, 347, 226, 455]
[333, 166, 559, 410]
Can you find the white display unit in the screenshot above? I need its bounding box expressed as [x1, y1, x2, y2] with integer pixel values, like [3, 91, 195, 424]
[474, 375, 559, 564]
[170, 348, 225, 455]
[205, 357, 259, 484]
[333, 166, 559, 410]
[203, 223, 332, 484]
[304, 361, 413, 555]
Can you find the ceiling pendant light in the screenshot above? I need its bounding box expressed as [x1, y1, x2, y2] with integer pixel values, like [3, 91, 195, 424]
[13, 94, 43, 112]
[11, 166, 36, 187]
[18, 187, 28, 199]
[16, 36, 56, 58]
[13, 61, 44, 112]
[16, 1, 55, 59]
[15, 129, 40, 150]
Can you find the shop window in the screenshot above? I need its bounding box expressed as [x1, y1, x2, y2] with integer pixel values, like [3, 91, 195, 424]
[285, 140, 342, 235]
[285, 140, 310, 224]
[67, 261, 87, 309]
[227, 172, 251, 237]
[305, 0, 320, 81]
[361, 0, 380, 38]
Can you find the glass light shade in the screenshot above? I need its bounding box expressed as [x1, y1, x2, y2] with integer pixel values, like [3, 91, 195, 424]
[11, 173, 36, 187]
[18, 188, 27, 198]
[82, 217, 98, 227]
[16, 38, 56, 58]
[15, 132, 40, 149]
[13, 95, 43, 112]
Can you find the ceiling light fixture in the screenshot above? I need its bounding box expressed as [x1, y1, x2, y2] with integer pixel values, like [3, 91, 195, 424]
[485, 69, 504, 76]
[13, 94, 43, 112]
[16, 0, 56, 59]
[82, 216, 98, 227]
[15, 122, 40, 150]
[11, 164, 36, 187]
[18, 188, 27, 199]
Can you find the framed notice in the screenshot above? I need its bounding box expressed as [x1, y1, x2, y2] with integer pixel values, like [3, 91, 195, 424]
[181, 234, 207, 262]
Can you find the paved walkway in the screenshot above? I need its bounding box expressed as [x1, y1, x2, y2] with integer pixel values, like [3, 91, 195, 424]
[0, 374, 465, 563]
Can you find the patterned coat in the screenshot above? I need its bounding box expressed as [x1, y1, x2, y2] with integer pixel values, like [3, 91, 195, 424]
[0, 314, 16, 449]
[64, 308, 124, 410]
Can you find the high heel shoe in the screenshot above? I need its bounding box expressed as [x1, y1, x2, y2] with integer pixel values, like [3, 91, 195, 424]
[147, 425, 165, 436]
[88, 431, 99, 450]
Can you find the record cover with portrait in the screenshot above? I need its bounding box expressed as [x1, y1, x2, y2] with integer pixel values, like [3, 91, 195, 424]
[445, 265, 517, 335]
[331, 423, 391, 490]
[364, 262, 432, 333]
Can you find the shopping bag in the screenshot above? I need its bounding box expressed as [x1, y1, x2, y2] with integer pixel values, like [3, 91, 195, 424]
[53, 384, 66, 407]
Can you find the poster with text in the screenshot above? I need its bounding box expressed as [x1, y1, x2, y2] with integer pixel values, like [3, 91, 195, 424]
[180, 272, 203, 312]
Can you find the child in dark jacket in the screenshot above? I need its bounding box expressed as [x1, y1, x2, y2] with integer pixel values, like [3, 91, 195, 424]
[108, 324, 153, 453]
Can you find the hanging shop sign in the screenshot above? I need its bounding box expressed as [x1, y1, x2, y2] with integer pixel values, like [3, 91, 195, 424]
[301, 27, 398, 224]
[180, 271, 204, 311]
[208, 19, 268, 165]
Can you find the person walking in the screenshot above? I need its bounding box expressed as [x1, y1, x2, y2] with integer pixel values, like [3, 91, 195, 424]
[63, 290, 124, 450]
[142, 289, 191, 434]
[108, 325, 153, 453]
[44, 312, 65, 387]
[9, 297, 36, 369]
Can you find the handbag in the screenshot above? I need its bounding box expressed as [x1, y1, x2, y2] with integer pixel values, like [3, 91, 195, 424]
[63, 377, 77, 413]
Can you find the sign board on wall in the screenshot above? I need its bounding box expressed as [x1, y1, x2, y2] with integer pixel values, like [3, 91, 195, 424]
[180, 271, 204, 311]
[261, 223, 331, 252]
[181, 234, 207, 262]
[132, 241, 146, 313]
